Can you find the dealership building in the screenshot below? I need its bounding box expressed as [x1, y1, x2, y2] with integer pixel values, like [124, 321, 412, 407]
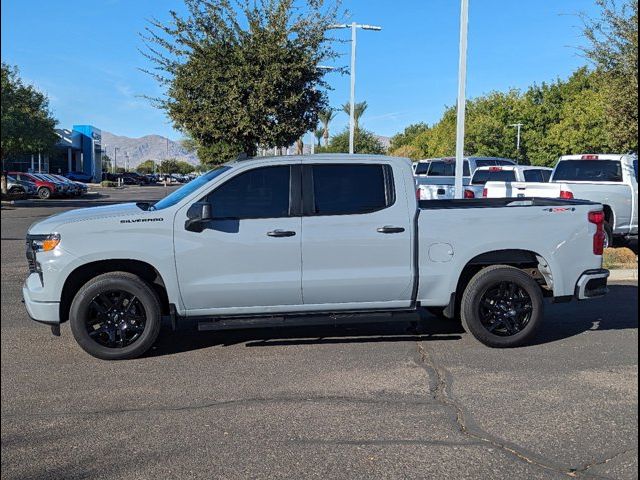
[4, 125, 103, 182]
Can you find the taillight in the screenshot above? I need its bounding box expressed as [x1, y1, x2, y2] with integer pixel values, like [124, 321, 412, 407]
[464, 189, 475, 199]
[489, 166, 502, 172]
[589, 210, 606, 255]
[559, 190, 573, 199]
[416, 188, 421, 201]
[482, 188, 488, 198]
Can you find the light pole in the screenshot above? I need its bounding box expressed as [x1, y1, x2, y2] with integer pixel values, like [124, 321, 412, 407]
[509, 123, 523, 162]
[113, 147, 119, 174]
[328, 22, 382, 154]
[454, 0, 469, 199]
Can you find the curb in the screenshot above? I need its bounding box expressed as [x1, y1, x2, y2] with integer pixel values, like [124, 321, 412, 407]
[608, 269, 638, 281]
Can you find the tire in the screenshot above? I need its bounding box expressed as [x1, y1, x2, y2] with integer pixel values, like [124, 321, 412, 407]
[37, 187, 52, 199]
[460, 265, 543, 348]
[603, 222, 613, 249]
[69, 272, 162, 360]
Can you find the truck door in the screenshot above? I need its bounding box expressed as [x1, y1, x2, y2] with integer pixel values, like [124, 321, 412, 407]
[174, 164, 303, 315]
[300, 163, 414, 309]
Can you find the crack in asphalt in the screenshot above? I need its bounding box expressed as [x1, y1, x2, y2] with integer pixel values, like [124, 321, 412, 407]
[414, 340, 618, 480]
[577, 447, 638, 474]
[1, 394, 439, 419]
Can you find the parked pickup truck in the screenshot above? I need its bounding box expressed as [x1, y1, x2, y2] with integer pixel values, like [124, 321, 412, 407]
[464, 165, 553, 199]
[416, 157, 516, 200]
[23, 154, 609, 360]
[483, 154, 638, 246]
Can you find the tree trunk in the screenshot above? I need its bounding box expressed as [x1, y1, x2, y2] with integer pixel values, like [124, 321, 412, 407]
[323, 129, 329, 147]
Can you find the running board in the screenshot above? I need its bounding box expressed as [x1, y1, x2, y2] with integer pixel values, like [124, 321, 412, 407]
[196, 310, 417, 332]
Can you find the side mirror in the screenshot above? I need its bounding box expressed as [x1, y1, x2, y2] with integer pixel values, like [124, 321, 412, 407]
[185, 202, 213, 232]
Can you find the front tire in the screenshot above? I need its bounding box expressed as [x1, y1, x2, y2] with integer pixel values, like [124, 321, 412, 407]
[70, 272, 162, 360]
[461, 265, 543, 348]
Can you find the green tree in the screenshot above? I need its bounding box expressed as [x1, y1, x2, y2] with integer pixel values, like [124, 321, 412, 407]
[389, 123, 429, 152]
[341, 101, 368, 130]
[313, 128, 324, 147]
[136, 159, 158, 174]
[142, 0, 339, 157]
[581, 0, 638, 151]
[159, 159, 180, 174]
[317, 127, 385, 155]
[175, 160, 195, 174]
[101, 154, 113, 172]
[1, 63, 57, 193]
[318, 108, 337, 146]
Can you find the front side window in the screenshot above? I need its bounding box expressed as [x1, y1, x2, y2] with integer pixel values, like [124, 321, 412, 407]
[209, 166, 291, 219]
[552, 160, 623, 182]
[541, 170, 552, 182]
[153, 166, 230, 210]
[311, 164, 391, 215]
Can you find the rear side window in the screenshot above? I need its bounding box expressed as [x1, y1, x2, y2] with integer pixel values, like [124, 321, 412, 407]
[540, 170, 552, 182]
[428, 161, 470, 177]
[472, 170, 516, 185]
[414, 162, 430, 175]
[553, 160, 623, 182]
[208, 166, 290, 219]
[311, 164, 391, 215]
[523, 170, 544, 182]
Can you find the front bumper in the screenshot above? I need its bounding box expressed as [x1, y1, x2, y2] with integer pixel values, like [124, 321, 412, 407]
[575, 269, 609, 300]
[23, 283, 60, 323]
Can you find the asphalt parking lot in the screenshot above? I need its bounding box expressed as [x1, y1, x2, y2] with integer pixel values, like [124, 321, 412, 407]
[1, 186, 638, 480]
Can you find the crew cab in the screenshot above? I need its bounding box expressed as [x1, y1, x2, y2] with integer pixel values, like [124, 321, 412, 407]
[23, 154, 609, 360]
[464, 165, 553, 198]
[483, 154, 638, 246]
[416, 157, 516, 200]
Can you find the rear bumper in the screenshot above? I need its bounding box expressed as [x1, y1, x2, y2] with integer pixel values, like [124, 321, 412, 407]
[575, 269, 609, 300]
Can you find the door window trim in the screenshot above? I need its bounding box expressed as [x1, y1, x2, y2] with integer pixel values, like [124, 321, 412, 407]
[302, 163, 395, 217]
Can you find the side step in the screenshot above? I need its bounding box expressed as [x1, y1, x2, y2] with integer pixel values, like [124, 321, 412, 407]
[196, 310, 417, 332]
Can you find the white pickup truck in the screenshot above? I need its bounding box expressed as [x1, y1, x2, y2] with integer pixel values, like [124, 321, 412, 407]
[465, 165, 554, 199]
[23, 154, 609, 360]
[416, 156, 516, 200]
[483, 154, 639, 246]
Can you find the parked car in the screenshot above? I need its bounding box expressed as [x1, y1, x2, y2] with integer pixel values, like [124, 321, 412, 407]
[51, 174, 86, 196]
[416, 157, 517, 200]
[23, 154, 609, 360]
[464, 165, 554, 198]
[483, 154, 638, 246]
[65, 171, 94, 183]
[9, 172, 60, 199]
[36, 174, 73, 197]
[7, 175, 37, 196]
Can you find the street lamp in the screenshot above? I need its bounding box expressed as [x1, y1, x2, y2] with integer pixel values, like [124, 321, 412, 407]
[328, 22, 382, 154]
[113, 147, 119, 174]
[509, 123, 523, 163]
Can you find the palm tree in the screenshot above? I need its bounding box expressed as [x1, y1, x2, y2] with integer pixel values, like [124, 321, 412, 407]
[318, 108, 337, 147]
[342, 101, 368, 130]
[314, 128, 324, 147]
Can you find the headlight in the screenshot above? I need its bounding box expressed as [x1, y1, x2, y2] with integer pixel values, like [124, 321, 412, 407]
[28, 233, 61, 252]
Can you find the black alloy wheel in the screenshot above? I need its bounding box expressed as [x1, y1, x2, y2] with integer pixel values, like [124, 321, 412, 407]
[86, 291, 147, 348]
[477, 281, 533, 336]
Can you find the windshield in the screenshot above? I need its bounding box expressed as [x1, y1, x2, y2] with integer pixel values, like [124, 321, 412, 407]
[152, 166, 231, 210]
[471, 170, 516, 185]
[552, 160, 623, 182]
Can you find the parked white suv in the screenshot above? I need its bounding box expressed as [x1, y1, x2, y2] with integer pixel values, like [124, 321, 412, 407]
[465, 165, 553, 198]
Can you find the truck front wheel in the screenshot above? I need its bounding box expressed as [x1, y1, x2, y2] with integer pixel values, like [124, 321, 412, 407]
[69, 272, 162, 360]
[460, 266, 543, 348]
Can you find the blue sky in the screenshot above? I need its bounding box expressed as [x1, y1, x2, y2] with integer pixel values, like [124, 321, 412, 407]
[1, 0, 599, 143]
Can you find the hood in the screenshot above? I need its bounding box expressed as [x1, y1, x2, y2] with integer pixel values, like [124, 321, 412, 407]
[28, 203, 144, 234]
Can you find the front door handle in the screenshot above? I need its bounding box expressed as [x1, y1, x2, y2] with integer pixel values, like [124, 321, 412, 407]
[267, 230, 296, 237]
[377, 226, 405, 234]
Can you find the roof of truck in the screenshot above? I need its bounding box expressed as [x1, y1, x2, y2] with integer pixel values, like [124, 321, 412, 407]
[230, 153, 411, 166]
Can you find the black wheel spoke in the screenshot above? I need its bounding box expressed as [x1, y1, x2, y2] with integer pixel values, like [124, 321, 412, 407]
[478, 280, 533, 337]
[85, 290, 146, 349]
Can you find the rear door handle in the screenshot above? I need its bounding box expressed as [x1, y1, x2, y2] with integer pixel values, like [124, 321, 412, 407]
[377, 226, 405, 234]
[267, 230, 296, 237]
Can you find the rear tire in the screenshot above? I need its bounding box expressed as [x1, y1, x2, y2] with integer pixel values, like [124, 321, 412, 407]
[461, 265, 543, 348]
[37, 187, 52, 199]
[603, 222, 613, 249]
[70, 272, 162, 360]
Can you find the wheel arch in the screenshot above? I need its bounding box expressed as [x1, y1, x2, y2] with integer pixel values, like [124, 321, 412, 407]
[59, 259, 170, 323]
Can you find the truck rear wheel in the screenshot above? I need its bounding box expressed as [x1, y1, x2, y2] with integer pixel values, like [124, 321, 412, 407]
[69, 272, 162, 360]
[460, 265, 543, 348]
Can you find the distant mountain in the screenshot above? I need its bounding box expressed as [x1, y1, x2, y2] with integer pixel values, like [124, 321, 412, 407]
[100, 131, 391, 168]
[101, 131, 199, 168]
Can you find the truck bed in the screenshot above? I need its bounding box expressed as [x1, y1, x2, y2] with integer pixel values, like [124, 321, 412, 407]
[419, 197, 596, 209]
